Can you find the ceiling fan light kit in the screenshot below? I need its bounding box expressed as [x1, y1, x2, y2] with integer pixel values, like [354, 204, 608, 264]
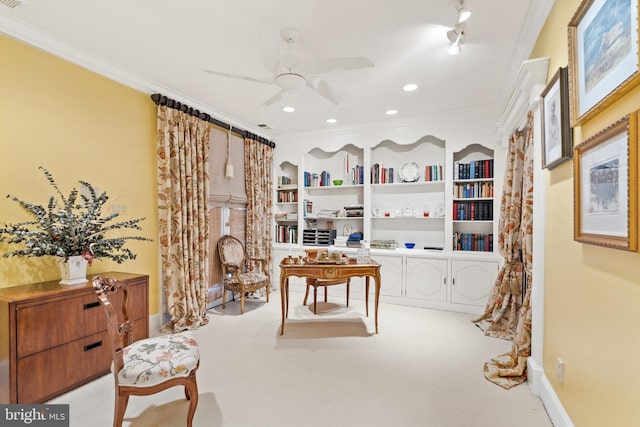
[275, 73, 306, 92]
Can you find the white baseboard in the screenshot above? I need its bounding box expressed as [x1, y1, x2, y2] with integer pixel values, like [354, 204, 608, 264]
[149, 312, 163, 337]
[528, 357, 574, 427]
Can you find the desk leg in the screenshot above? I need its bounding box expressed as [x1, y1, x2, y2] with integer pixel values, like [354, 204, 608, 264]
[365, 276, 370, 317]
[374, 272, 381, 334]
[280, 274, 287, 335]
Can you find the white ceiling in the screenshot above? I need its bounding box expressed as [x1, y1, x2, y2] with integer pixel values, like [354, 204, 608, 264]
[0, 0, 555, 138]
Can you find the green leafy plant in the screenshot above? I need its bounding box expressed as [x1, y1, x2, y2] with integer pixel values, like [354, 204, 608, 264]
[0, 167, 151, 264]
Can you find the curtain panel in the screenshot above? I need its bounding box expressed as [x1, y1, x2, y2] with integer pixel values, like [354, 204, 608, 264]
[157, 105, 211, 331]
[476, 112, 535, 389]
[244, 138, 273, 280]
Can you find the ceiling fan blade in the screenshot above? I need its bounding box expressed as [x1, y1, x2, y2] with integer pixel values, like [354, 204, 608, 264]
[261, 26, 282, 74]
[307, 78, 341, 106]
[203, 69, 273, 86]
[296, 57, 374, 75]
[260, 89, 286, 107]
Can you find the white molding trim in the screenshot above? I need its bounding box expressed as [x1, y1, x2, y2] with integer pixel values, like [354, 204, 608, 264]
[496, 57, 550, 145]
[149, 312, 163, 337]
[0, 12, 271, 140]
[528, 357, 574, 427]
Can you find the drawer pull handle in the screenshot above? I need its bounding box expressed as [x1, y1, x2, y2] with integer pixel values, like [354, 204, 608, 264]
[83, 301, 100, 310]
[84, 341, 103, 352]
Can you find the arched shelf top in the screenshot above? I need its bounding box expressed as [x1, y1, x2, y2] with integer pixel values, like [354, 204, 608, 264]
[453, 143, 494, 158]
[306, 143, 362, 159]
[278, 160, 298, 169]
[372, 135, 445, 152]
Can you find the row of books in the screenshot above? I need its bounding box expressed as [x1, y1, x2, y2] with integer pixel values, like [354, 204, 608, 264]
[277, 190, 298, 203]
[370, 163, 444, 184]
[454, 159, 494, 180]
[453, 181, 494, 199]
[275, 225, 298, 244]
[303, 167, 365, 187]
[371, 164, 394, 184]
[453, 233, 494, 252]
[276, 175, 292, 186]
[303, 171, 331, 187]
[453, 201, 493, 221]
[424, 164, 444, 182]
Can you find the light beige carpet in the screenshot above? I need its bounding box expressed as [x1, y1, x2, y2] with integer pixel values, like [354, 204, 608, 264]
[49, 292, 553, 427]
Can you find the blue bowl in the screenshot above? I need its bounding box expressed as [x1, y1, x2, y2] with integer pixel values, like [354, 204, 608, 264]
[404, 243, 415, 249]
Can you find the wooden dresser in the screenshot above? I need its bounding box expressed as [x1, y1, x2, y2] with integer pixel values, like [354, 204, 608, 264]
[0, 272, 149, 403]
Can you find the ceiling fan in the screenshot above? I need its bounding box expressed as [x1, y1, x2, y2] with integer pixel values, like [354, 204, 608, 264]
[203, 28, 374, 107]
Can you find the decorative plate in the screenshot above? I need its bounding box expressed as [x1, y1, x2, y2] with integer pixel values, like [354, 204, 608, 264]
[399, 161, 420, 182]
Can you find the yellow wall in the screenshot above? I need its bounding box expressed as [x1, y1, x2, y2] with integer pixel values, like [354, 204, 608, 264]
[0, 35, 161, 314]
[531, 1, 640, 426]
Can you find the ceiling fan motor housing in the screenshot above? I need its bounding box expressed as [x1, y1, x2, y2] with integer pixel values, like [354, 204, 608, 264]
[275, 73, 306, 92]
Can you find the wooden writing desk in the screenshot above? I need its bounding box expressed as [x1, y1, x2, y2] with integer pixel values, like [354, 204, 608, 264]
[279, 259, 381, 335]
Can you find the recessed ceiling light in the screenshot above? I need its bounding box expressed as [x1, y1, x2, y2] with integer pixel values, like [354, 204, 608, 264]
[326, 118, 337, 124]
[385, 109, 398, 116]
[403, 83, 418, 92]
[282, 106, 295, 113]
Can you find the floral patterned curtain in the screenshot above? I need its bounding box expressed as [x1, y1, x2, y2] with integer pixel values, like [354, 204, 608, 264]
[475, 112, 535, 389]
[244, 138, 273, 279]
[157, 105, 211, 331]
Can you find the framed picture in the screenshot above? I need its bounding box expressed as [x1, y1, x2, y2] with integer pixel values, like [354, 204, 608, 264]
[541, 67, 573, 169]
[568, 0, 640, 126]
[574, 113, 638, 251]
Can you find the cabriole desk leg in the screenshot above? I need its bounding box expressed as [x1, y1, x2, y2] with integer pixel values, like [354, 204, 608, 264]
[374, 272, 381, 334]
[280, 273, 287, 335]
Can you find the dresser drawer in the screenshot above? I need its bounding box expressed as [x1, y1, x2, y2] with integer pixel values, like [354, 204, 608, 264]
[17, 293, 105, 358]
[17, 331, 111, 403]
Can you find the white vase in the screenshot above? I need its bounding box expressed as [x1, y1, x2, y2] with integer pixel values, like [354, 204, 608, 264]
[58, 255, 89, 286]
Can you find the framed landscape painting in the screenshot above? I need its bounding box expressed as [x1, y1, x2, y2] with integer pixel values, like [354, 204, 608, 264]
[541, 67, 573, 169]
[568, 0, 640, 126]
[573, 113, 638, 251]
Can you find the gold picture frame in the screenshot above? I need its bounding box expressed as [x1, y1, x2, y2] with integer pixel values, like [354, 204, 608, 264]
[568, 0, 640, 126]
[541, 67, 573, 169]
[574, 112, 638, 251]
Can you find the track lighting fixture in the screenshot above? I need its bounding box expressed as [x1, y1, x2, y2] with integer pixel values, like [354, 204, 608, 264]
[447, 25, 464, 55]
[448, 1, 470, 55]
[456, 0, 471, 23]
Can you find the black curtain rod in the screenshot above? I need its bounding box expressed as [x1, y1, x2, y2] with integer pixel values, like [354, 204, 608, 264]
[150, 94, 275, 148]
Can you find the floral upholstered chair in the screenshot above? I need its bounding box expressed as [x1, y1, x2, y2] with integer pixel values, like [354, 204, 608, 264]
[93, 277, 200, 427]
[217, 235, 270, 314]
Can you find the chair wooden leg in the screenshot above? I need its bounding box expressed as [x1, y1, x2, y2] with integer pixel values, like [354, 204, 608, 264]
[324, 286, 328, 302]
[185, 375, 199, 427]
[303, 284, 310, 306]
[346, 280, 350, 307]
[222, 289, 226, 309]
[240, 293, 245, 314]
[114, 391, 128, 427]
[313, 285, 318, 314]
[266, 284, 270, 303]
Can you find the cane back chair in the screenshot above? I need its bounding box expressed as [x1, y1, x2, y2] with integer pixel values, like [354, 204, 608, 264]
[217, 235, 270, 314]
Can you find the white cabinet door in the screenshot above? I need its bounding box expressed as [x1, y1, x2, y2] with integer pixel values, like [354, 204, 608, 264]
[405, 257, 448, 302]
[369, 254, 403, 297]
[450, 259, 498, 306]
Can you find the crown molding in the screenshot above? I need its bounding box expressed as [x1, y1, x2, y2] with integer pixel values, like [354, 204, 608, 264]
[0, 12, 271, 140]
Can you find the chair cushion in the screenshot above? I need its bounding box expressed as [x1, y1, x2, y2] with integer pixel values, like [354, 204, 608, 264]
[225, 272, 269, 292]
[119, 331, 200, 387]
